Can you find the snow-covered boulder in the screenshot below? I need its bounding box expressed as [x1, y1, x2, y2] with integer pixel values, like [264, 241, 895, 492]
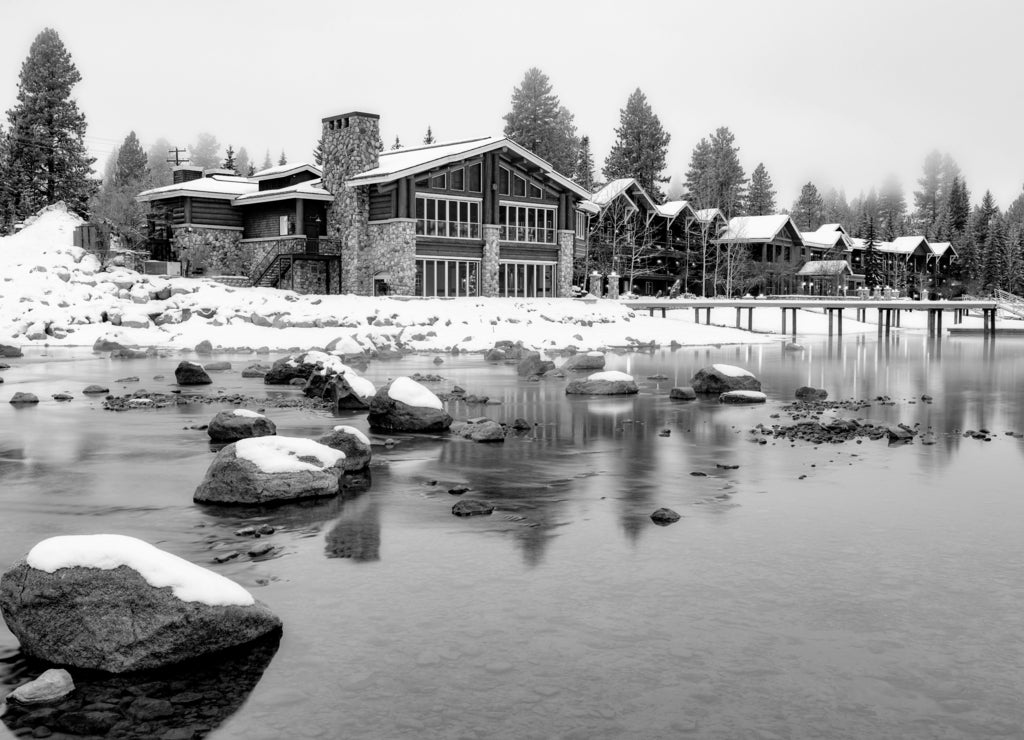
[561, 351, 606, 371]
[691, 364, 761, 394]
[207, 409, 277, 443]
[175, 361, 211, 386]
[719, 390, 767, 404]
[367, 377, 452, 433]
[0, 534, 281, 673]
[329, 373, 375, 411]
[263, 354, 318, 385]
[316, 425, 372, 471]
[194, 436, 347, 504]
[565, 370, 639, 396]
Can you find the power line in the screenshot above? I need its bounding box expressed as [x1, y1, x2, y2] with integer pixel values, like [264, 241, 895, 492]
[167, 147, 188, 166]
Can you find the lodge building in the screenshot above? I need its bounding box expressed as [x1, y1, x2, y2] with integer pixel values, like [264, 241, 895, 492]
[137, 111, 592, 297]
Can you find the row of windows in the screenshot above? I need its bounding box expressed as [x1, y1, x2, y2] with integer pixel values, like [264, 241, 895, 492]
[498, 203, 556, 244]
[416, 163, 484, 193]
[415, 196, 481, 239]
[413, 259, 558, 298]
[498, 166, 547, 199]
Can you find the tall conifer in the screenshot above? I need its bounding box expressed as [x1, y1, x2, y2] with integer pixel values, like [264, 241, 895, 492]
[746, 163, 776, 215]
[603, 88, 671, 202]
[503, 68, 579, 175]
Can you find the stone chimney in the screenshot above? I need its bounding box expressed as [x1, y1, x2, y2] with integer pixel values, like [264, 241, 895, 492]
[172, 165, 204, 184]
[321, 112, 380, 294]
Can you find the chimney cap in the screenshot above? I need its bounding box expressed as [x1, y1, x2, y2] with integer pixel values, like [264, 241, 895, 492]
[171, 165, 203, 172]
[203, 168, 238, 177]
[322, 111, 380, 123]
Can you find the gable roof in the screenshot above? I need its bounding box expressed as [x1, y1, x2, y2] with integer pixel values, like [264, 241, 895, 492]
[136, 174, 257, 202]
[657, 200, 696, 220]
[345, 136, 592, 199]
[797, 260, 853, 276]
[819, 223, 848, 235]
[801, 227, 852, 250]
[929, 241, 956, 257]
[887, 235, 931, 255]
[719, 215, 803, 244]
[590, 178, 659, 213]
[252, 162, 322, 181]
[234, 178, 333, 205]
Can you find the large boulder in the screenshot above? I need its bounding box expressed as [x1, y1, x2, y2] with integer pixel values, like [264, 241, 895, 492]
[174, 361, 212, 386]
[795, 386, 828, 401]
[0, 345, 24, 358]
[316, 425, 373, 471]
[669, 386, 697, 401]
[565, 371, 639, 396]
[194, 436, 347, 504]
[690, 364, 761, 394]
[517, 351, 554, 377]
[367, 377, 452, 433]
[207, 409, 277, 443]
[9, 392, 39, 405]
[719, 390, 767, 404]
[329, 373, 375, 411]
[0, 534, 281, 673]
[450, 417, 506, 443]
[561, 352, 606, 371]
[263, 354, 319, 385]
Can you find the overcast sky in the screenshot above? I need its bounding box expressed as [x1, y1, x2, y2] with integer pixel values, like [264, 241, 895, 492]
[2, 0, 1022, 210]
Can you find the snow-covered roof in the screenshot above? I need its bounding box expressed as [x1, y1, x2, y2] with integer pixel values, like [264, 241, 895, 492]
[577, 200, 601, 215]
[346, 136, 593, 199]
[887, 236, 930, 255]
[929, 241, 956, 257]
[718, 215, 801, 243]
[657, 200, 696, 220]
[252, 162, 322, 180]
[801, 228, 851, 250]
[797, 260, 853, 276]
[590, 178, 658, 212]
[136, 174, 257, 202]
[695, 208, 725, 223]
[819, 223, 848, 234]
[234, 178, 333, 205]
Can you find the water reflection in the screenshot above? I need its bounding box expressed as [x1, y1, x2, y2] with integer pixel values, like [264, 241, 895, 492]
[325, 497, 381, 561]
[1, 631, 280, 739]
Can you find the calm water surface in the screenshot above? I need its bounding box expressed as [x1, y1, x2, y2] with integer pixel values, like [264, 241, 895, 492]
[1, 334, 1024, 739]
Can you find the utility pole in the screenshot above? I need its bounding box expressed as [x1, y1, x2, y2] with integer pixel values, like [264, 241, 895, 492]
[166, 147, 189, 166]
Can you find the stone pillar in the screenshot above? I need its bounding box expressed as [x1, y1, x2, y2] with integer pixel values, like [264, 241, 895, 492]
[320, 112, 381, 295]
[607, 272, 620, 299]
[557, 229, 574, 298]
[482, 225, 500, 297]
[367, 219, 417, 295]
[589, 271, 604, 298]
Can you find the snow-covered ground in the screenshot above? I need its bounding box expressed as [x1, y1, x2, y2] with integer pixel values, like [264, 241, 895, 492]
[0, 204, 992, 355]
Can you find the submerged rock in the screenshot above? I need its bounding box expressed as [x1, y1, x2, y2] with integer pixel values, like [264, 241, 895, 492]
[691, 364, 761, 394]
[174, 361, 211, 386]
[0, 534, 281, 673]
[207, 409, 277, 443]
[194, 437, 346, 504]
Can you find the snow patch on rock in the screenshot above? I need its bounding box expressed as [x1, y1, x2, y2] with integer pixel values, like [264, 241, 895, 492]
[232, 409, 263, 418]
[332, 425, 370, 446]
[234, 436, 345, 473]
[712, 363, 755, 378]
[388, 376, 443, 409]
[589, 370, 634, 382]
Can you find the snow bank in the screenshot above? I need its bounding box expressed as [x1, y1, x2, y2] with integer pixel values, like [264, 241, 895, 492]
[26, 534, 254, 607]
[388, 376, 442, 409]
[332, 425, 370, 446]
[712, 363, 755, 378]
[234, 436, 345, 473]
[589, 370, 634, 382]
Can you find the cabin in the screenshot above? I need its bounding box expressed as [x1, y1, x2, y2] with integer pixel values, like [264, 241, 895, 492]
[716, 215, 805, 294]
[797, 260, 854, 295]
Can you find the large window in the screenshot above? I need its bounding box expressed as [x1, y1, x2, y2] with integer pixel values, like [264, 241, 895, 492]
[499, 261, 557, 297]
[415, 259, 480, 297]
[499, 202, 556, 243]
[415, 196, 481, 239]
[575, 211, 588, 240]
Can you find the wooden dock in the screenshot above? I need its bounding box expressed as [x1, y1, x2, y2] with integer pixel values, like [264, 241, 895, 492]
[626, 298, 1000, 338]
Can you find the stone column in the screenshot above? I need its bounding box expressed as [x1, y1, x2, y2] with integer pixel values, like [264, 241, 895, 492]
[482, 225, 500, 297]
[367, 219, 417, 295]
[607, 272, 620, 299]
[557, 229, 574, 298]
[589, 271, 604, 298]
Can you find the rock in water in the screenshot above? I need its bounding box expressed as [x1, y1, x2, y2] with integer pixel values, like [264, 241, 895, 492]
[367, 377, 452, 433]
[517, 351, 554, 377]
[5, 668, 75, 704]
[719, 390, 767, 404]
[565, 371, 639, 396]
[561, 352, 606, 371]
[207, 409, 277, 443]
[82, 384, 110, 395]
[9, 392, 39, 405]
[450, 417, 506, 442]
[0, 345, 23, 358]
[691, 364, 761, 394]
[452, 499, 494, 517]
[174, 361, 212, 386]
[0, 535, 281, 673]
[316, 425, 373, 471]
[194, 436, 346, 504]
[650, 508, 681, 525]
[794, 386, 828, 400]
[669, 386, 697, 400]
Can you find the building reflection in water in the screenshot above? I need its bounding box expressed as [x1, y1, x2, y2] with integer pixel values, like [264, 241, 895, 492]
[325, 495, 381, 562]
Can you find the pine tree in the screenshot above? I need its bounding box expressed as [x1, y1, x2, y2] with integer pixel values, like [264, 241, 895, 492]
[1007, 185, 1024, 234]
[947, 176, 970, 234]
[792, 182, 824, 231]
[114, 131, 147, 187]
[913, 150, 943, 236]
[972, 191, 1000, 291]
[312, 137, 323, 166]
[863, 217, 884, 288]
[222, 145, 236, 173]
[822, 187, 852, 226]
[682, 127, 745, 216]
[423, 126, 435, 145]
[878, 174, 907, 240]
[246, 163, 256, 177]
[4, 28, 97, 222]
[391, 135, 402, 150]
[146, 138, 174, 187]
[683, 137, 714, 206]
[262, 150, 272, 170]
[188, 133, 220, 169]
[278, 150, 287, 166]
[603, 88, 671, 202]
[503, 68, 579, 175]
[985, 214, 1008, 292]
[234, 147, 250, 178]
[746, 163, 776, 215]
[573, 135, 595, 191]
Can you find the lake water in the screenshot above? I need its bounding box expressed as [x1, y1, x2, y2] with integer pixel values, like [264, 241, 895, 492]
[1, 333, 1024, 739]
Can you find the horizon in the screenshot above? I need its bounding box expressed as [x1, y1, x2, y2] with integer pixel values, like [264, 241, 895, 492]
[1, 0, 1022, 211]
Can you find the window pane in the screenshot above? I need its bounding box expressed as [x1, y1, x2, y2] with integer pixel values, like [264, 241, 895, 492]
[499, 168, 510, 196]
[468, 163, 482, 192]
[529, 183, 542, 199]
[513, 175, 526, 197]
[451, 168, 464, 190]
[430, 172, 446, 189]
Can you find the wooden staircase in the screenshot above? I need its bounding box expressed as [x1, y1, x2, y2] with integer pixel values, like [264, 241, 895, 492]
[254, 253, 293, 288]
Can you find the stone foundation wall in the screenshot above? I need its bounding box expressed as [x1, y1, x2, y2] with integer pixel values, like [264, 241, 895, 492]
[172, 228, 244, 277]
[557, 229, 574, 298]
[481, 225, 500, 297]
[366, 219, 416, 295]
[240, 237, 306, 283]
[290, 260, 327, 295]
